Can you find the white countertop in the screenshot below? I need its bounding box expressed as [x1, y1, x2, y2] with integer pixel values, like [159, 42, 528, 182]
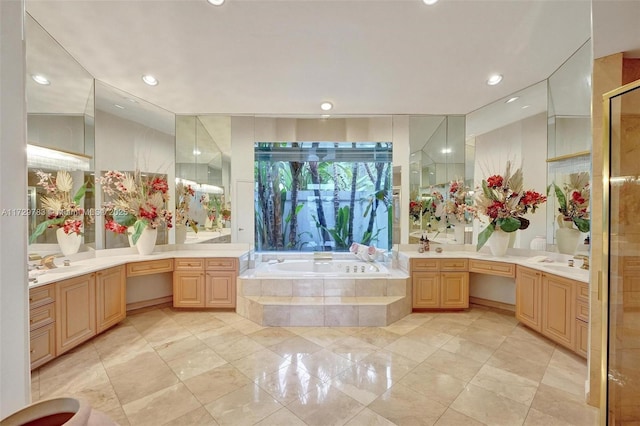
[28, 244, 252, 288]
[398, 245, 590, 283]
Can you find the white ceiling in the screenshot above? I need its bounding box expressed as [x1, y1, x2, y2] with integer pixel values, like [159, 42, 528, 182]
[25, 0, 592, 117]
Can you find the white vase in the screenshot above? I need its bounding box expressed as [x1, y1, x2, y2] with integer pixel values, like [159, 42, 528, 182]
[487, 229, 510, 257]
[56, 228, 82, 256]
[205, 217, 214, 230]
[556, 227, 581, 255]
[530, 235, 547, 251]
[450, 218, 466, 244]
[175, 225, 187, 244]
[128, 226, 157, 255]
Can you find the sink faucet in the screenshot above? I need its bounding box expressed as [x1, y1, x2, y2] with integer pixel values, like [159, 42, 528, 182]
[573, 255, 589, 270]
[40, 255, 58, 270]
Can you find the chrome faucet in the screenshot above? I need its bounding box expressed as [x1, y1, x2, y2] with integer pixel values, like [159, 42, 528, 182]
[40, 255, 58, 270]
[314, 252, 332, 261]
[573, 255, 589, 270]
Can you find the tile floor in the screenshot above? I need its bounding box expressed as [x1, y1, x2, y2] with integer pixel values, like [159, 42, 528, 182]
[31, 305, 599, 425]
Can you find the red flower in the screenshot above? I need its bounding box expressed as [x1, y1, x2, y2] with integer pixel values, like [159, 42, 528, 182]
[487, 175, 503, 188]
[521, 190, 546, 206]
[150, 177, 168, 194]
[449, 181, 459, 194]
[139, 204, 158, 221]
[571, 190, 585, 205]
[486, 200, 504, 219]
[105, 220, 127, 234]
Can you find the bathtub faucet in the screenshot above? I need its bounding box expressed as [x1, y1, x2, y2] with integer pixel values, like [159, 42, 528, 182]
[314, 252, 332, 261]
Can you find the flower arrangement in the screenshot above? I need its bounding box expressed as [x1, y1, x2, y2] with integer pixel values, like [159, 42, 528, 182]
[475, 161, 547, 250]
[30, 170, 89, 243]
[100, 171, 172, 244]
[444, 179, 477, 222]
[175, 182, 198, 233]
[200, 193, 222, 222]
[409, 190, 443, 225]
[549, 172, 590, 232]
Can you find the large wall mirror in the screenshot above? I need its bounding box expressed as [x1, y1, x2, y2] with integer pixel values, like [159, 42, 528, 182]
[94, 81, 175, 249]
[175, 115, 231, 244]
[26, 14, 96, 253]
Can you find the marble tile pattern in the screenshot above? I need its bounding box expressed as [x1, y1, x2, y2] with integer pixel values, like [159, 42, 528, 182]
[32, 306, 598, 425]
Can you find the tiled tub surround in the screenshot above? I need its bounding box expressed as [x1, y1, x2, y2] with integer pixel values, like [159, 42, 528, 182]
[238, 261, 411, 326]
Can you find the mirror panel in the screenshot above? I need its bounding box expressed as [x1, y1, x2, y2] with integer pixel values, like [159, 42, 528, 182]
[94, 81, 175, 249]
[26, 14, 95, 250]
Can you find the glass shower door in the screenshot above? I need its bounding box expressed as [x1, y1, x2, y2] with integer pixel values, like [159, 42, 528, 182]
[604, 79, 640, 425]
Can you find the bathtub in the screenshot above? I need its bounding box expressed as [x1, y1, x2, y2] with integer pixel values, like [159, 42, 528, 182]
[254, 259, 389, 277]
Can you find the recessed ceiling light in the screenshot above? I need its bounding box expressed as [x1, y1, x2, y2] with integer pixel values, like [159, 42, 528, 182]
[320, 102, 333, 111]
[521, 105, 530, 109]
[487, 74, 503, 86]
[505, 96, 519, 103]
[193, 149, 202, 156]
[31, 74, 50, 85]
[321, 114, 331, 118]
[126, 97, 138, 103]
[422, 0, 439, 4]
[114, 104, 125, 109]
[207, 0, 225, 5]
[142, 75, 159, 86]
[441, 148, 452, 154]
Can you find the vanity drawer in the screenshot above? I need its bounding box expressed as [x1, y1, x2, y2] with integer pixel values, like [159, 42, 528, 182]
[174, 258, 205, 270]
[411, 258, 439, 272]
[469, 260, 516, 278]
[205, 258, 237, 271]
[127, 259, 174, 277]
[576, 282, 589, 301]
[29, 284, 55, 309]
[440, 259, 468, 271]
[576, 298, 589, 322]
[30, 303, 55, 331]
[30, 322, 55, 370]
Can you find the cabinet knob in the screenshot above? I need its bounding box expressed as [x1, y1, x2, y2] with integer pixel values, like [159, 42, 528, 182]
[30, 349, 35, 354]
[239, 228, 244, 231]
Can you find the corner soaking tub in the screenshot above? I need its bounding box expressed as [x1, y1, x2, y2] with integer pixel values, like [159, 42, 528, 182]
[254, 259, 389, 278]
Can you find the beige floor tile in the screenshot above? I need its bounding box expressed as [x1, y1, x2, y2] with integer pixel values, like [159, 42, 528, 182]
[332, 364, 395, 405]
[39, 364, 111, 398]
[212, 335, 265, 362]
[92, 323, 144, 355]
[109, 356, 180, 405]
[302, 327, 350, 347]
[353, 327, 401, 347]
[485, 347, 549, 383]
[247, 327, 297, 347]
[162, 406, 218, 425]
[523, 407, 575, 426]
[142, 325, 194, 349]
[196, 325, 245, 348]
[541, 363, 588, 397]
[101, 406, 130, 426]
[204, 383, 282, 426]
[155, 335, 209, 363]
[499, 335, 556, 366]
[421, 317, 470, 335]
[254, 407, 306, 426]
[298, 349, 356, 382]
[327, 336, 380, 362]
[451, 384, 530, 426]
[380, 322, 420, 336]
[358, 350, 419, 382]
[530, 383, 598, 425]
[470, 364, 540, 406]
[30, 370, 40, 402]
[509, 323, 549, 342]
[344, 408, 396, 426]
[166, 347, 228, 380]
[287, 382, 364, 426]
[38, 343, 102, 381]
[98, 337, 156, 370]
[268, 336, 324, 360]
[122, 383, 201, 426]
[434, 408, 485, 426]
[422, 349, 484, 382]
[104, 350, 167, 379]
[256, 364, 321, 404]
[211, 311, 244, 324]
[383, 336, 438, 363]
[437, 310, 484, 324]
[230, 317, 266, 334]
[440, 336, 497, 363]
[368, 383, 447, 425]
[457, 325, 507, 349]
[398, 365, 467, 406]
[230, 348, 291, 380]
[405, 327, 456, 348]
[183, 364, 252, 405]
[471, 317, 518, 335]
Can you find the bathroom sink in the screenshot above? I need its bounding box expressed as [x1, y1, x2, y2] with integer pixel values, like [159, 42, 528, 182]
[542, 263, 589, 279]
[44, 265, 88, 276]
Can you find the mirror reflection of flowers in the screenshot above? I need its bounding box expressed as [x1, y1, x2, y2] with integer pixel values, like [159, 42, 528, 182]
[409, 190, 443, 225]
[199, 193, 222, 222]
[100, 171, 173, 244]
[176, 182, 198, 233]
[444, 179, 477, 222]
[30, 170, 91, 243]
[549, 172, 590, 232]
[475, 161, 547, 250]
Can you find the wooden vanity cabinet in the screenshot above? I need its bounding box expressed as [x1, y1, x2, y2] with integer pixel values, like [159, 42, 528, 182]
[29, 284, 56, 369]
[173, 257, 238, 308]
[541, 273, 574, 350]
[96, 265, 126, 333]
[173, 258, 205, 307]
[412, 258, 468, 309]
[56, 273, 96, 356]
[515, 266, 542, 332]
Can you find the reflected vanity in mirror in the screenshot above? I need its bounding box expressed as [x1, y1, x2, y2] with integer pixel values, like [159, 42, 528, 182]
[175, 115, 231, 244]
[26, 14, 95, 254]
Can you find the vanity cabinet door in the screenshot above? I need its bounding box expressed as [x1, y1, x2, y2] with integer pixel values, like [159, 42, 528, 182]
[56, 273, 96, 356]
[516, 266, 542, 332]
[541, 273, 574, 350]
[440, 272, 469, 309]
[30, 322, 55, 369]
[205, 271, 236, 308]
[412, 272, 440, 308]
[96, 265, 126, 333]
[173, 271, 205, 308]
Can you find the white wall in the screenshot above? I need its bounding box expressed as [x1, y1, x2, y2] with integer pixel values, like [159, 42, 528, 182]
[0, 0, 31, 415]
[27, 114, 85, 153]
